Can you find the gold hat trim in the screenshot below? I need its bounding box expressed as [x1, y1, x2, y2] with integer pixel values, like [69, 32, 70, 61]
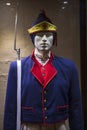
[28, 21, 57, 34]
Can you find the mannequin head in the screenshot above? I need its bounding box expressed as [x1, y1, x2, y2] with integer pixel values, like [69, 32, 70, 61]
[34, 31, 53, 51]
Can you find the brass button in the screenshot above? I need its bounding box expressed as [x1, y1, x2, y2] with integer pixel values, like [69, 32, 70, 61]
[42, 67, 45, 70]
[45, 116, 47, 119]
[42, 73, 45, 76]
[44, 107, 47, 111]
[44, 91, 46, 94]
[44, 99, 47, 103]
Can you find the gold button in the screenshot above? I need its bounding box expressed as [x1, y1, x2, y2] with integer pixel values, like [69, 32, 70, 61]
[44, 91, 46, 94]
[44, 107, 47, 111]
[42, 73, 45, 76]
[44, 99, 47, 103]
[42, 67, 45, 70]
[45, 116, 47, 119]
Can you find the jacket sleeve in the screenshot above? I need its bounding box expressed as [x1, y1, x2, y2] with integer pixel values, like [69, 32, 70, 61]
[68, 62, 84, 130]
[3, 62, 17, 130]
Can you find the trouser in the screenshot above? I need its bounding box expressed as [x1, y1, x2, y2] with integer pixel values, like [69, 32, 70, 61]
[21, 122, 66, 130]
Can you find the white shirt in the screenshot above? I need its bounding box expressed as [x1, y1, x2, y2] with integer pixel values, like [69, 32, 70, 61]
[34, 48, 51, 66]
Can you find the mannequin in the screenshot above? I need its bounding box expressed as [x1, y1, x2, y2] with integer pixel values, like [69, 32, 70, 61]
[4, 11, 84, 130]
[21, 32, 67, 130]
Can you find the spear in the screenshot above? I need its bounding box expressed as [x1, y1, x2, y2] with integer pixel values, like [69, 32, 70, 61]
[14, 2, 21, 130]
[14, 2, 20, 60]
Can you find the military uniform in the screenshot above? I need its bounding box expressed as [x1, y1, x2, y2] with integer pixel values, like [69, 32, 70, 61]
[3, 11, 84, 130]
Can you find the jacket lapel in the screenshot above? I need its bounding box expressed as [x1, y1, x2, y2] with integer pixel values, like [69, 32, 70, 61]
[31, 53, 57, 88]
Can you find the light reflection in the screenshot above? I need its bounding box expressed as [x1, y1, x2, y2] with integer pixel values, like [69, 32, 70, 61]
[6, 2, 11, 6]
[63, 1, 68, 4]
[62, 6, 65, 9]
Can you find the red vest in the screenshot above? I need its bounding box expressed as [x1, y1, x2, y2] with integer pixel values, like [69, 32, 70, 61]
[31, 52, 57, 88]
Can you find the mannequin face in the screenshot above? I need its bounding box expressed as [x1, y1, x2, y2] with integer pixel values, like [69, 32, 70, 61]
[34, 32, 53, 51]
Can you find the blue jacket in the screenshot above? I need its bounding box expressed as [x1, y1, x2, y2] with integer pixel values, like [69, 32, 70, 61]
[3, 55, 84, 130]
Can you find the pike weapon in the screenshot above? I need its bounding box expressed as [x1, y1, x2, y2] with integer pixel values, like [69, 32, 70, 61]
[14, 3, 20, 60]
[14, 3, 21, 130]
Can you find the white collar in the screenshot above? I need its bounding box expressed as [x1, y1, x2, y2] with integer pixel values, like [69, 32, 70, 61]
[34, 48, 51, 66]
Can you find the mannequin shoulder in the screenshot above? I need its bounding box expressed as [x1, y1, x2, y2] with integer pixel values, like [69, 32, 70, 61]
[53, 56, 77, 70]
